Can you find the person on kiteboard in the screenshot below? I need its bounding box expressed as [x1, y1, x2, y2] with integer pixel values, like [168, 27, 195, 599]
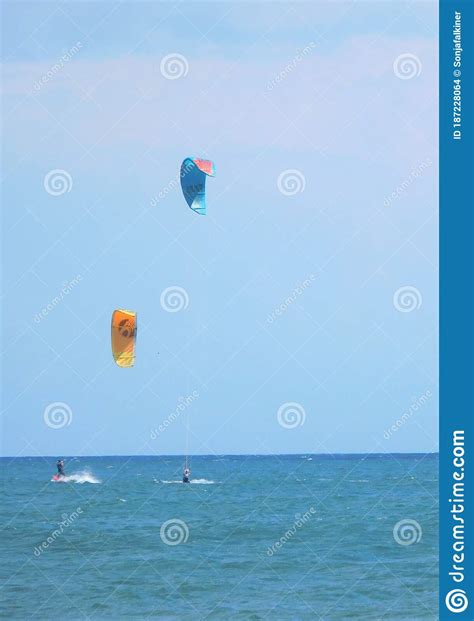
[56, 459, 65, 477]
[182, 467, 191, 483]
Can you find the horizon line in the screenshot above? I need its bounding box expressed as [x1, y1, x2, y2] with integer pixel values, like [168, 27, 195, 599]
[0, 451, 440, 459]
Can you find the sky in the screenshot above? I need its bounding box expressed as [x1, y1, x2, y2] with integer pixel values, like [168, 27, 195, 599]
[1, 1, 438, 457]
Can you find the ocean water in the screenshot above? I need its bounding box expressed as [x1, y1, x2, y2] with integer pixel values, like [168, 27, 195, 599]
[0, 454, 438, 620]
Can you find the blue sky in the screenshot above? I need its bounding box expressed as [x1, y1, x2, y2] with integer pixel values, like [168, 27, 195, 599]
[1, 1, 438, 456]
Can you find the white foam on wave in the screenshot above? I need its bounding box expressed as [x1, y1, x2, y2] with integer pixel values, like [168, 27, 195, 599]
[51, 470, 101, 484]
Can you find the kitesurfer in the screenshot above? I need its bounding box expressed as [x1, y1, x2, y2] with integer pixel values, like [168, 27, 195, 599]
[56, 459, 65, 477]
[182, 467, 191, 484]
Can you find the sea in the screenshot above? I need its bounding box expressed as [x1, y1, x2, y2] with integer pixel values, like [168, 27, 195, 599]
[0, 454, 438, 620]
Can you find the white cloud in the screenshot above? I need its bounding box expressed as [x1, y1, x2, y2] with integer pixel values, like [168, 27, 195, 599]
[3, 34, 436, 164]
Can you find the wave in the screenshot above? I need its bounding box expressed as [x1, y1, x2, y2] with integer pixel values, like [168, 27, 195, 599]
[51, 470, 100, 484]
